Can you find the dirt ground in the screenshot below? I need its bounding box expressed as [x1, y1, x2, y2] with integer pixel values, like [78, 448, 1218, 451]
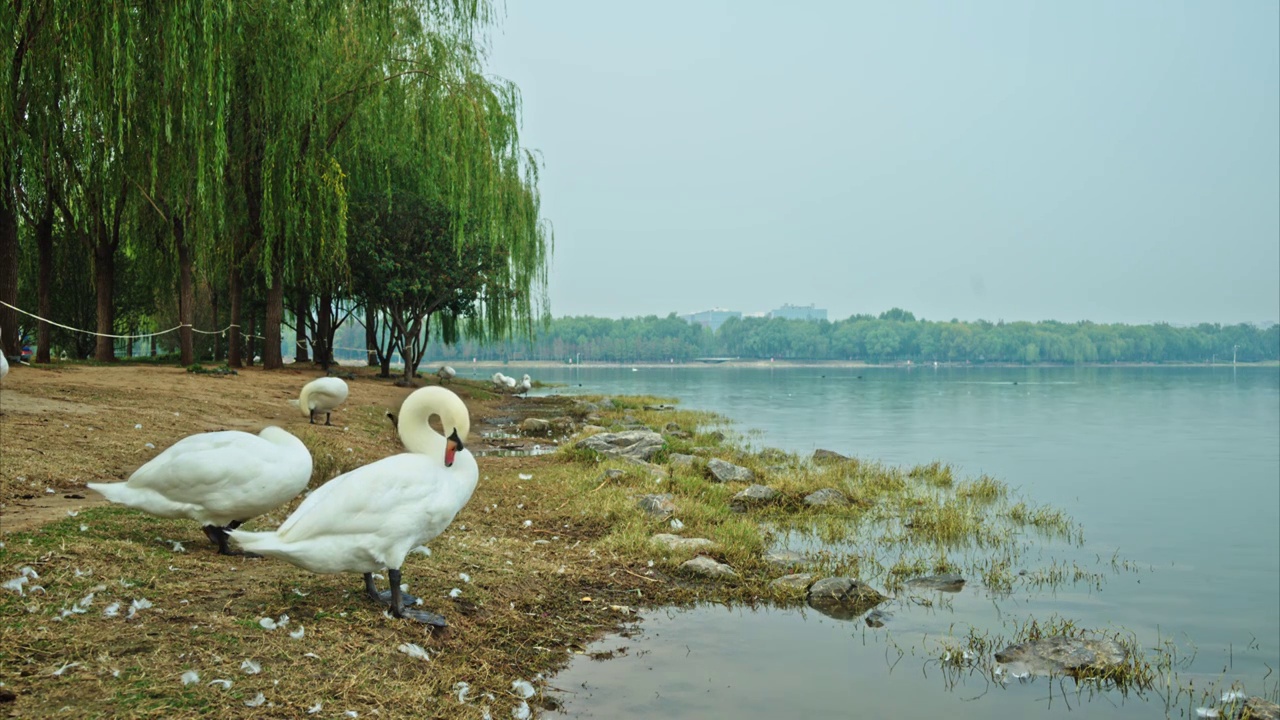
[0, 363, 547, 534]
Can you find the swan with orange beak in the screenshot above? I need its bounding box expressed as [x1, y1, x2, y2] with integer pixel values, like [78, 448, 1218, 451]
[232, 386, 478, 626]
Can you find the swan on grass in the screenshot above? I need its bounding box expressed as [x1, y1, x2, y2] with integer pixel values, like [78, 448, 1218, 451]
[515, 374, 532, 398]
[491, 372, 511, 392]
[87, 427, 313, 555]
[294, 377, 348, 425]
[231, 386, 479, 627]
[437, 365, 456, 383]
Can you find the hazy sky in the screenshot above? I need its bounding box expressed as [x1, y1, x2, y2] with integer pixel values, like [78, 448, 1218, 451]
[485, 1, 1280, 325]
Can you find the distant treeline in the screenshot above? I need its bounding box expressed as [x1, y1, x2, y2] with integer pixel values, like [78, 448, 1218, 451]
[327, 308, 1279, 365]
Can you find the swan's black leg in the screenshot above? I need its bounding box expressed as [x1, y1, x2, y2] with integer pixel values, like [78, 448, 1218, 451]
[308, 409, 316, 424]
[388, 568, 446, 627]
[203, 523, 259, 557]
[324, 412, 332, 426]
[364, 571, 420, 607]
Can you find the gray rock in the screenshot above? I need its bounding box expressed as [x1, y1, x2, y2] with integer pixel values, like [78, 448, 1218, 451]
[650, 534, 718, 552]
[622, 414, 639, 425]
[550, 416, 577, 431]
[865, 609, 891, 628]
[667, 430, 692, 440]
[994, 636, 1127, 676]
[681, 556, 737, 579]
[706, 430, 726, 443]
[769, 573, 814, 590]
[803, 488, 849, 507]
[812, 448, 851, 464]
[575, 430, 666, 463]
[638, 494, 677, 518]
[668, 453, 696, 469]
[574, 401, 600, 415]
[624, 458, 670, 481]
[663, 422, 681, 432]
[598, 469, 625, 483]
[706, 458, 755, 483]
[906, 573, 966, 593]
[763, 550, 807, 570]
[806, 577, 887, 620]
[519, 418, 552, 434]
[730, 484, 779, 511]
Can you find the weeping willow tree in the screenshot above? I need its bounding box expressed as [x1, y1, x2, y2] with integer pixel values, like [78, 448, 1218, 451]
[4, 1, 545, 367]
[338, 20, 551, 373]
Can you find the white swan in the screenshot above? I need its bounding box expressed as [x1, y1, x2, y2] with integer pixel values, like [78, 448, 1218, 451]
[297, 377, 348, 425]
[0, 327, 8, 380]
[87, 427, 313, 555]
[515, 373, 532, 397]
[492, 372, 510, 391]
[437, 365, 456, 383]
[231, 386, 478, 626]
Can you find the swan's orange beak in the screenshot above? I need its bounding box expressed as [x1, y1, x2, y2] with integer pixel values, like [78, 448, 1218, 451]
[445, 429, 462, 467]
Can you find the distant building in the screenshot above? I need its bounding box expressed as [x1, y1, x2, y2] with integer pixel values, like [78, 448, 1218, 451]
[681, 308, 742, 332]
[769, 303, 827, 321]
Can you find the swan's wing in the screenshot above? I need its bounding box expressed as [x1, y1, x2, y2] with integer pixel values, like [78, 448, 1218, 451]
[126, 431, 292, 503]
[274, 454, 453, 542]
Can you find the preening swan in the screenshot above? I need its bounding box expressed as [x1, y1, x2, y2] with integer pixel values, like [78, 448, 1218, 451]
[437, 365, 456, 383]
[515, 374, 532, 397]
[491, 372, 510, 391]
[231, 386, 479, 626]
[297, 377, 348, 425]
[87, 427, 313, 555]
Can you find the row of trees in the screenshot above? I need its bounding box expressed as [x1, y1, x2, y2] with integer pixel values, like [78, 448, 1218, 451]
[3, 0, 550, 377]
[397, 309, 1278, 365]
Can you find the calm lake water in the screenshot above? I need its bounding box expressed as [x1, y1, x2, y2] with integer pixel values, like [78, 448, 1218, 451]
[471, 364, 1280, 718]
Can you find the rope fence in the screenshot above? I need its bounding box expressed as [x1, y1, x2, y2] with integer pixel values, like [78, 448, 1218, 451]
[0, 300, 266, 342]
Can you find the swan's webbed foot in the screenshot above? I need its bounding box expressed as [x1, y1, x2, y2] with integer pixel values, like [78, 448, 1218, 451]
[387, 569, 447, 627]
[203, 524, 261, 557]
[392, 604, 448, 627]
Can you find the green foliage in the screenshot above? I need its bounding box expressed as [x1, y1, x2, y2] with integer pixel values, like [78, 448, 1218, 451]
[419, 312, 1280, 364]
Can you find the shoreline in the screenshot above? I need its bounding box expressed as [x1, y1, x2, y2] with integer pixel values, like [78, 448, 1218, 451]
[415, 358, 1280, 370]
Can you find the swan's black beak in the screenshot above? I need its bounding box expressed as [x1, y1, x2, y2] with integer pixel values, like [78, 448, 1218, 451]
[445, 429, 463, 467]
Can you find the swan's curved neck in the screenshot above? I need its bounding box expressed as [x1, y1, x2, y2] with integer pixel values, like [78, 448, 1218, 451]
[397, 395, 447, 459]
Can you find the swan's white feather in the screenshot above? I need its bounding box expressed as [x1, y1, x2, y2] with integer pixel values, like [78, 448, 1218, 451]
[299, 377, 348, 415]
[87, 427, 311, 527]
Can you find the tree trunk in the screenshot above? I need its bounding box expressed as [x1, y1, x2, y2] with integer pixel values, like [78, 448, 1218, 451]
[92, 236, 116, 362]
[263, 266, 283, 369]
[246, 314, 256, 366]
[365, 307, 378, 367]
[294, 293, 310, 364]
[228, 263, 242, 367]
[0, 176, 20, 358]
[316, 292, 332, 371]
[175, 215, 195, 365]
[35, 200, 54, 363]
[211, 285, 220, 361]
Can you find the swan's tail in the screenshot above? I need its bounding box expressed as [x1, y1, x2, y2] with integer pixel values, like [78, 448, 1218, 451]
[87, 481, 192, 518]
[227, 529, 288, 557]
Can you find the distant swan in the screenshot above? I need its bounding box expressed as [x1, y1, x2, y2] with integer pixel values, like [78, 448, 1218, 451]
[0, 328, 8, 380]
[231, 386, 479, 626]
[515, 373, 532, 397]
[88, 427, 313, 555]
[296, 377, 349, 425]
[437, 365, 456, 383]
